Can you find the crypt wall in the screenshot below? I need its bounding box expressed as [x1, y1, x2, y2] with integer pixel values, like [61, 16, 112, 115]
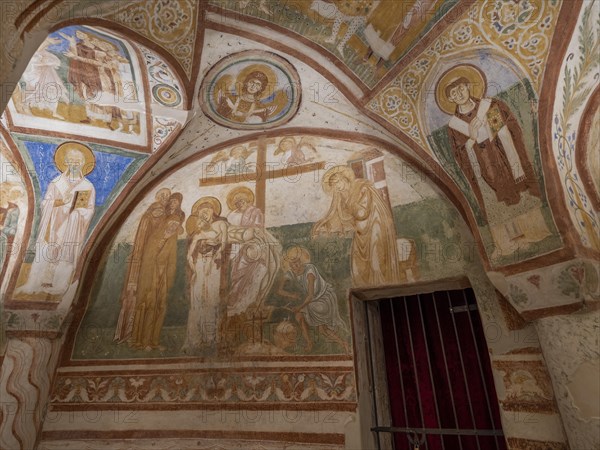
[0, 1, 598, 449]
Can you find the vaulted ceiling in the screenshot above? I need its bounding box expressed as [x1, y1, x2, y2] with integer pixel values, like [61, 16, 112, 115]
[0, 2, 599, 449]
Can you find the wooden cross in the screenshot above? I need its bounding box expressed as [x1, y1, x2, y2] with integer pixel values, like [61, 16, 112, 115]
[199, 136, 325, 215]
[200, 135, 326, 344]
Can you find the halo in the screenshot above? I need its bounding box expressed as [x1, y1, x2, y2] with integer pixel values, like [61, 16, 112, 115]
[226, 186, 255, 211]
[191, 196, 222, 217]
[54, 141, 96, 175]
[200, 50, 302, 131]
[235, 63, 278, 99]
[435, 64, 487, 115]
[322, 165, 355, 195]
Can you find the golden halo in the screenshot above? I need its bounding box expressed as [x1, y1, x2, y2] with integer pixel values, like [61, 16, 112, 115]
[226, 186, 255, 211]
[54, 141, 96, 175]
[435, 64, 487, 115]
[236, 63, 278, 99]
[191, 196, 222, 217]
[322, 165, 355, 195]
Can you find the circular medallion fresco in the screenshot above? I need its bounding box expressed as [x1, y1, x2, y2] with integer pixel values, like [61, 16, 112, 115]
[153, 83, 182, 107]
[200, 50, 301, 130]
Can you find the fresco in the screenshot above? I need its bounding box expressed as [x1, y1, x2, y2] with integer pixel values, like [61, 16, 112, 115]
[7, 26, 149, 148]
[210, 0, 460, 89]
[313, 165, 402, 287]
[0, 137, 28, 298]
[17, 142, 95, 297]
[10, 137, 145, 302]
[200, 50, 301, 129]
[368, 0, 562, 148]
[136, 43, 188, 152]
[142, 42, 184, 109]
[424, 57, 562, 267]
[583, 102, 600, 202]
[553, 0, 600, 250]
[72, 136, 472, 360]
[106, 0, 199, 78]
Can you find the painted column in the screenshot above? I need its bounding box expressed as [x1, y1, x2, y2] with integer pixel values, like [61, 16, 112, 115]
[486, 257, 600, 449]
[535, 308, 600, 450]
[469, 264, 570, 450]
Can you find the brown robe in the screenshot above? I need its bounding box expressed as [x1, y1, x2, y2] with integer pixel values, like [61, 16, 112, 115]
[114, 200, 168, 343]
[68, 41, 115, 100]
[129, 209, 184, 349]
[447, 98, 540, 209]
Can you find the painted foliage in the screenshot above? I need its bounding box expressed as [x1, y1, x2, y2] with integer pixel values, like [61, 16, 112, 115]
[211, 0, 459, 88]
[7, 26, 148, 148]
[73, 137, 469, 360]
[553, 0, 600, 250]
[10, 137, 145, 302]
[363, 0, 565, 267]
[368, 0, 562, 147]
[135, 42, 188, 153]
[106, 0, 199, 78]
[425, 58, 562, 266]
[200, 51, 301, 130]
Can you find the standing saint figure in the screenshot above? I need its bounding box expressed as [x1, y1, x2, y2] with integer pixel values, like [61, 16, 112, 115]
[129, 193, 185, 351]
[435, 64, 541, 210]
[183, 197, 228, 352]
[19, 142, 95, 296]
[226, 186, 263, 228]
[277, 246, 349, 353]
[312, 165, 401, 287]
[114, 187, 171, 343]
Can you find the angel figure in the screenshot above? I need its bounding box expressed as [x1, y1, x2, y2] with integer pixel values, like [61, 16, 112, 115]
[206, 145, 255, 176]
[215, 68, 288, 124]
[274, 137, 319, 167]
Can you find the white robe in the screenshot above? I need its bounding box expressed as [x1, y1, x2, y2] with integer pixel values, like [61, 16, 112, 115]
[21, 173, 95, 295]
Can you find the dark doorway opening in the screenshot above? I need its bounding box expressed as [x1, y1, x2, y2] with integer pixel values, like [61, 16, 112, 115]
[368, 288, 506, 450]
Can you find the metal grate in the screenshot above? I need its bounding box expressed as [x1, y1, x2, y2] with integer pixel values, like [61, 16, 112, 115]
[367, 288, 506, 450]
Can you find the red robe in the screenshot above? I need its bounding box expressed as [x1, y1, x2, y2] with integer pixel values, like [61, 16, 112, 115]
[447, 98, 540, 210]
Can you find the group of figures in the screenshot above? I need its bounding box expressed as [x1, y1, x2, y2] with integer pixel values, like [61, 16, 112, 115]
[111, 159, 408, 354]
[113, 188, 185, 350]
[112, 185, 282, 353]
